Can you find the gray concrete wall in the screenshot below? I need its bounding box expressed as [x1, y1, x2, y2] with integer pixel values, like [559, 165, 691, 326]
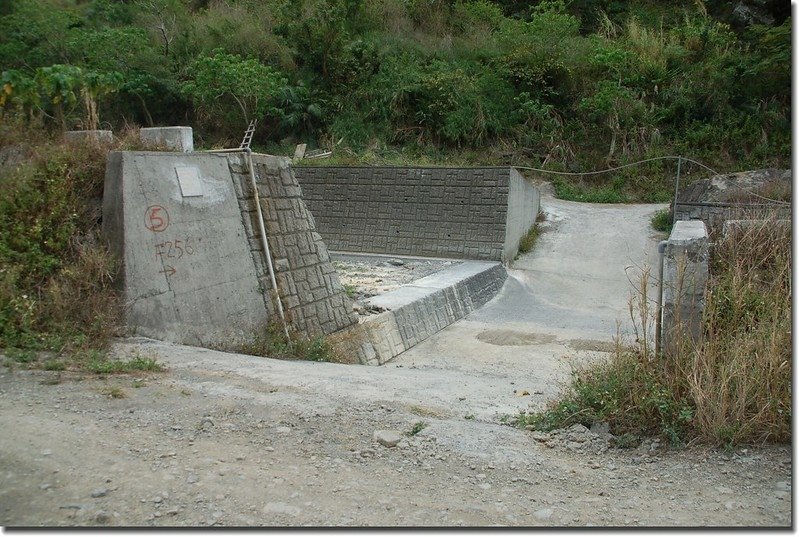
[140, 127, 194, 152]
[504, 168, 540, 261]
[102, 151, 357, 348]
[661, 220, 709, 356]
[296, 166, 537, 262]
[102, 152, 270, 347]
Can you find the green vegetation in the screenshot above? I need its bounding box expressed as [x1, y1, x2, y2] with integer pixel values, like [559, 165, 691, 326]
[516, 220, 541, 256]
[0, 0, 789, 200]
[407, 421, 428, 436]
[85, 355, 164, 374]
[516, 215, 791, 446]
[100, 386, 127, 399]
[342, 283, 357, 298]
[0, 124, 153, 366]
[231, 321, 338, 362]
[650, 209, 673, 233]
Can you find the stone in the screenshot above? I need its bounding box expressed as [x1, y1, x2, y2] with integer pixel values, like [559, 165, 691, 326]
[373, 430, 403, 448]
[90, 488, 108, 498]
[534, 508, 554, 520]
[590, 422, 610, 435]
[95, 511, 111, 524]
[276, 426, 291, 434]
[528, 431, 550, 442]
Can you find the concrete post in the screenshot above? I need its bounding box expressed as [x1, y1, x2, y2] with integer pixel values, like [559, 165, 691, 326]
[140, 127, 194, 152]
[661, 220, 709, 356]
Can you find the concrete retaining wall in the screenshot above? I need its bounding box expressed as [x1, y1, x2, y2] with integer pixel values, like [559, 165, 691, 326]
[228, 154, 358, 337]
[329, 261, 507, 365]
[295, 166, 539, 262]
[102, 151, 357, 348]
[504, 168, 541, 261]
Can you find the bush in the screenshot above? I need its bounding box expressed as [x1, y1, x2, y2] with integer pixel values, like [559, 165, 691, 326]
[0, 125, 122, 354]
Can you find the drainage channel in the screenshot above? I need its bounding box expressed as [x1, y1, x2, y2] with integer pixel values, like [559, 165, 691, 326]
[328, 252, 507, 365]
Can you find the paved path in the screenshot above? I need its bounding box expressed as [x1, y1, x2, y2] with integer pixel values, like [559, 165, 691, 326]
[394, 194, 668, 415]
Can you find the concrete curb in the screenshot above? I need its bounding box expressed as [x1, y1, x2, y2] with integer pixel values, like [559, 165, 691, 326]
[329, 260, 507, 365]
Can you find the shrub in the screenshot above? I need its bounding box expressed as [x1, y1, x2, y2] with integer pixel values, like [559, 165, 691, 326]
[0, 134, 121, 352]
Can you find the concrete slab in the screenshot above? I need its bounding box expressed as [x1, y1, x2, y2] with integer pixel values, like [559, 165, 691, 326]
[140, 127, 194, 152]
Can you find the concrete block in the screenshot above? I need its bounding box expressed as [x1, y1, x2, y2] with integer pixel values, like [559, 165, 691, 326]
[662, 220, 709, 355]
[102, 151, 269, 347]
[140, 127, 194, 152]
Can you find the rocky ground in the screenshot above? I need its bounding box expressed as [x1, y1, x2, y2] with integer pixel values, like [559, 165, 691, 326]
[331, 254, 459, 317]
[0, 340, 791, 528]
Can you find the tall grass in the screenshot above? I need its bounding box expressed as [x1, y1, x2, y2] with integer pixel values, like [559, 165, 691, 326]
[518, 212, 791, 446]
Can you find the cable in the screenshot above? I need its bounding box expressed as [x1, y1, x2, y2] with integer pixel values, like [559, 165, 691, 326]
[514, 156, 790, 205]
[512, 155, 719, 177]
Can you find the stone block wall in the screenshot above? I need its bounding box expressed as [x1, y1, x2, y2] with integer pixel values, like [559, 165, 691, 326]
[228, 154, 358, 337]
[295, 166, 539, 262]
[328, 261, 507, 365]
[674, 201, 791, 232]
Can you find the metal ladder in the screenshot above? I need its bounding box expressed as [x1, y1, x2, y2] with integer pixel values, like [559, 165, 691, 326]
[238, 119, 257, 150]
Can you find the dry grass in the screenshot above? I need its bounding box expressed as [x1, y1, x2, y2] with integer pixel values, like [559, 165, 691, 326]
[518, 211, 791, 446]
[689, 214, 791, 443]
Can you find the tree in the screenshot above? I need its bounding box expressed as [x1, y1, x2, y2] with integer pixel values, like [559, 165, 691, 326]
[181, 50, 287, 132]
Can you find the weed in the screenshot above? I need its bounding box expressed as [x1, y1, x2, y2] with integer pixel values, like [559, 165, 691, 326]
[101, 386, 126, 399]
[6, 348, 36, 364]
[650, 209, 673, 233]
[516, 218, 541, 256]
[40, 375, 61, 386]
[230, 321, 338, 362]
[42, 360, 66, 371]
[180, 389, 191, 396]
[553, 178, 628, 203]
[464, 414, 475, 420]
[406, 421, 427, 436]
[613, 433, 641, 449]
[85, 355, 164, 374]
[342, 283, 357, 298]
[132, 380, 145, 388]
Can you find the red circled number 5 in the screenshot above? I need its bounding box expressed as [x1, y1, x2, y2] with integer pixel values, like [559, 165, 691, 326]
[144, 205, 169, 232]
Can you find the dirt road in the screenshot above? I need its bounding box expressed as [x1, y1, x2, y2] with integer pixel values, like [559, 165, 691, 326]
[0, 192, 791, 527]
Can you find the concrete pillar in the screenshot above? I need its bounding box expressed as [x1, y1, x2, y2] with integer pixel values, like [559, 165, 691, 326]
[65, 130, 114, 144]
[661, 220, 709, 355]
[140, 126, 194, 152]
